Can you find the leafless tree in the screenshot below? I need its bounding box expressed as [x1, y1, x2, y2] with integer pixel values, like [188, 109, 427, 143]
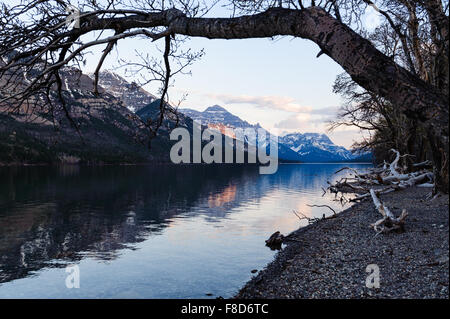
[0, 0, 448, 192]
[328, 0, 448, 192]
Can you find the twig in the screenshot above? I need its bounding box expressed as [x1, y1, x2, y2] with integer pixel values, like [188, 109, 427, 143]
[306, 204, 336, 215]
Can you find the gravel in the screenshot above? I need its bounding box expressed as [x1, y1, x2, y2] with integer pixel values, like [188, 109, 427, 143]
[236, 187, 449, 299]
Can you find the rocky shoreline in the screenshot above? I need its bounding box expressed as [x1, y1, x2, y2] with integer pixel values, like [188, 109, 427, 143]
[236, 187, 449, 299]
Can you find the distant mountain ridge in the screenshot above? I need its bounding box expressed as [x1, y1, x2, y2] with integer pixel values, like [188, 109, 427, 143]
[87, 70, 157, 113]
[182, 105, 260, 129]
[180, 106, 372, 163]
[182, 105, 304, 162]
[279, 132, 371, 162]
[0, 67, 170, 164]
[1, 64, 371, 164]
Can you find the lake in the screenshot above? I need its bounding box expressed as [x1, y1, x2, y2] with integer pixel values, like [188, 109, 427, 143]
[0, 163, 371, 298]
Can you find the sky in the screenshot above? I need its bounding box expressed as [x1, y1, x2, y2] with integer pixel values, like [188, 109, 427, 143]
[74, 1, 381, 149]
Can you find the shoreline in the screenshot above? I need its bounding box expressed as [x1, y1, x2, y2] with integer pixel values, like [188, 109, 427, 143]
[236, 186, 449, 299]
[0, 162, 372, 168]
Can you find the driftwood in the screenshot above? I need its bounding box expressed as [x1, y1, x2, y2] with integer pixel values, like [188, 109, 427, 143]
[266, 205, 339, 249]
[266, 149, 429, 242]
[265, 231, 284, 249]
[349, 186, 398, 202]
[413, 160, 433, 169]
[292, 210, 317, 223]
[292, 208, 337, 225]
[417, 183, 434, 188]
[325, 149, 434, 234]
[370, 189, 408, 234]
[307, 204, 336, 215]
[328, 149, 434, 201]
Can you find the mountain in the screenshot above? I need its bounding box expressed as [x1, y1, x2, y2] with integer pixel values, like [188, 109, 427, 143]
[0, 67, 171, 164]
[136, 99, 192, 135]
[87, 70, 157, 113]
[181, 105, 258, 129]
[181, 106, 372, 163]
[138, 100, 262, 164]
[280, 132, 372, 163]
[280, 133, 352, 162]
[181, 105, 303, 162]
[0, 65, 258, 165]
[0, 59, 370, 165]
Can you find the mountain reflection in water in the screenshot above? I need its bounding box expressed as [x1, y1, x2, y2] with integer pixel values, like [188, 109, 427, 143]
[0, 163, 371, 298]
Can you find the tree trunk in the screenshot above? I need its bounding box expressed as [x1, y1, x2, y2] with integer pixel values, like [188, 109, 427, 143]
[169, 7, 450, 191]
[65, 7, 450, 191]
[86, 8, 448, 120]
[428, 130, 449, 194]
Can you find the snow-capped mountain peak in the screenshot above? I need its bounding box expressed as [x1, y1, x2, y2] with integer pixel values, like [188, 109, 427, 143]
[180, 105, 255, 129]
[279, 132, 371, 162]
[204, 105, 228, 112]
[87, 70, 156, 112]
[180, 106, 371, 163]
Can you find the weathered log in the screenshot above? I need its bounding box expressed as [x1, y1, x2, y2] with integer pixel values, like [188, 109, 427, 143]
[413, 160, 433, 169]
[350, 186, 397, 201]
[389, 149, 402, 177]
[328, 150, 436, 204]
[369, 189, 408, 234]
[417, 183, 434, 188]
[398, 172, 434, 188]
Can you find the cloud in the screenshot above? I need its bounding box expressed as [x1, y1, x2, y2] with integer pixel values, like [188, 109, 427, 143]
[204, 93, 342, 117]
[206, 92, 342, 136]
[272, 115, 368, 148]
[274, 107, 339, 130]
[309, 106, 339, 115]
[328, 129, 370, 149]
[274, 114, 311, 130]
[205, 93, 312, 113]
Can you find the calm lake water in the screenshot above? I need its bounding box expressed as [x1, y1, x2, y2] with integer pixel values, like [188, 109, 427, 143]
[0, 163, 371, 298]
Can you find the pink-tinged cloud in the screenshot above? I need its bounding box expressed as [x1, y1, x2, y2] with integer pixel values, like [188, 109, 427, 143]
[274, 107, 339, 130]
[205, 93, 313, 113]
